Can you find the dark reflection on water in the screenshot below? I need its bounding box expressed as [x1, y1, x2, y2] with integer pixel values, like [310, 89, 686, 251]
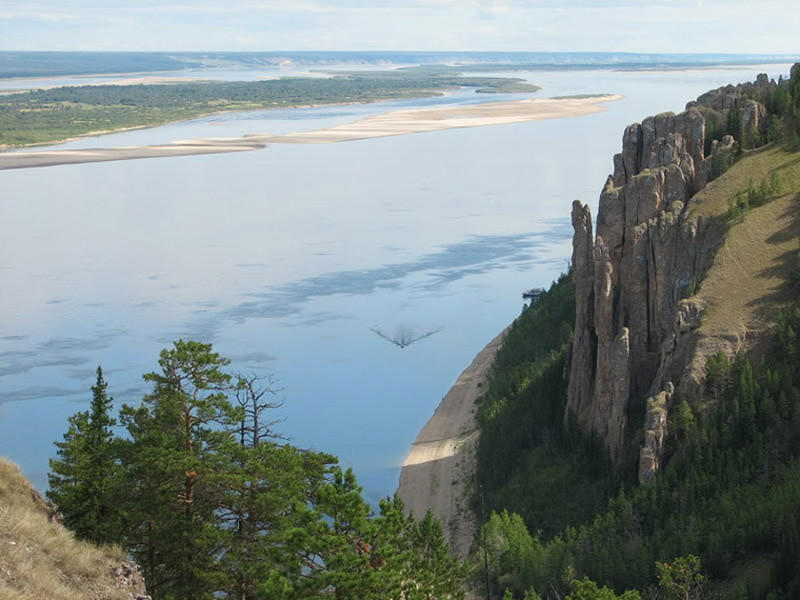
[0, 332, 125, 377]
[227, 229, 569, 323]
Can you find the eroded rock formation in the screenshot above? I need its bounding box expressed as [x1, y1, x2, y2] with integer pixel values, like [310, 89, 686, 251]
[565, 73, 782, 478]
[639, 383, 673, 483]
[566, 108, 712, 465]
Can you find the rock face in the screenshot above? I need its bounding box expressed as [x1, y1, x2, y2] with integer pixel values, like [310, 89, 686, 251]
[112, 562, 152, 600]
[566, 108, 713, 465]
[565, 70, 797, 479]
[638, 383, 673, 483]
[690, 72, 776, 113]
[741, 99, 768, 143]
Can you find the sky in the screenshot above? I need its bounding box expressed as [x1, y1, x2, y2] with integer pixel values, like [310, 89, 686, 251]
[0, 0, 798, 54]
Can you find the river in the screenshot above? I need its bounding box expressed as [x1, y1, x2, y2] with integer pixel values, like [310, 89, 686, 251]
[0, 61, 792, 499]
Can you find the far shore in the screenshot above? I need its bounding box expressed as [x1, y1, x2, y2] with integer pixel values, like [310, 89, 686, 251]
[0, 93, 446, 151]
[0, 94, 621, 170]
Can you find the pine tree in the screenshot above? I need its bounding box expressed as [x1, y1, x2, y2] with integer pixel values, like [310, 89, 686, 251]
[48, 342, 472, 600]
[211, 374, 335, 599]
[47, 366, 121, 544]
[119, 340, 239, 600]
[405, 509, 468, 600]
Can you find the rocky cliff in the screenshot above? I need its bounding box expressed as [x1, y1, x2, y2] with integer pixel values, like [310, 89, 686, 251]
[564, 71, 786, 481]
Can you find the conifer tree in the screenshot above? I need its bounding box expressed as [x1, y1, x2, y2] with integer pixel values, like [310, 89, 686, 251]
[49, 342, 470, 600]
[406, 509, 468, 600]
[119, 340, 240, 600]
[47, 366, 121, 544]
[211, 374, 335, 599]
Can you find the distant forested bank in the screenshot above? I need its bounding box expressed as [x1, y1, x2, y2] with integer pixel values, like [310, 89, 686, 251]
[1, 51, 794, 79]
[0, 69, 538, 146]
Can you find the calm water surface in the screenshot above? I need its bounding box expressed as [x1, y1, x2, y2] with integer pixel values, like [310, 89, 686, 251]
[0, 64, 791, 499]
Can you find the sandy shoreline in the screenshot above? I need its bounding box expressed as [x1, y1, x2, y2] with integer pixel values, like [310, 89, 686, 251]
[396, 329, 506, 557]
[0, 95, 620, 171]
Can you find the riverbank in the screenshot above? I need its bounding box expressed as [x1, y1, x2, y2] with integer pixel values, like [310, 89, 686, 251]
[396, 328, 507, 557]
[0, 95, 620, 170]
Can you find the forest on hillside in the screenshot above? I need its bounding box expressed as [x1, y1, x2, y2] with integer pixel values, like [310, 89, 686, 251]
[472, 67, 800, 599]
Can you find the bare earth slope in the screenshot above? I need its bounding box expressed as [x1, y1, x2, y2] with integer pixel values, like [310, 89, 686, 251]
[0, 95, 620, 171]
[396, 330, 506, 557]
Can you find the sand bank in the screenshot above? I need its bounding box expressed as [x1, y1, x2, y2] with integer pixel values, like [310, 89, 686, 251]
[0, 95, 620, 170]
[0, 139, 265, 170]
[396, 329, 506, 557]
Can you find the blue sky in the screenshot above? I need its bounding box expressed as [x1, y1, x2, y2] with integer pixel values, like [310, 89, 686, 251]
[0, 0, 798, 54]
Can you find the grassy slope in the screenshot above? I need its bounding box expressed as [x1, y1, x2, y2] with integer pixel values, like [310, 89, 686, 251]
[0, 458, 129, 600]
[686, 145, 800, 372]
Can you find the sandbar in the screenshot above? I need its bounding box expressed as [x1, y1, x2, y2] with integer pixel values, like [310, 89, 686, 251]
[0, 95, 621, 170]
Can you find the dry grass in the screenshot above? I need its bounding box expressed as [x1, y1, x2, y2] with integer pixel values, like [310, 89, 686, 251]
[0, 458, 130, 600]
[686, 144, 800, 371]
[688, 144, 800, 220]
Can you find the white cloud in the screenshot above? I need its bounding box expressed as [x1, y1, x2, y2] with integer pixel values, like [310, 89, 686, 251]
[0, 10, 80, 21]
[0, 0, 797, 53]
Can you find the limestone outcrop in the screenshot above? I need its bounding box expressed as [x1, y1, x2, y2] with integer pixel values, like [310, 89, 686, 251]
[563, 75, 779, 473]
[566, 107, 716, 465]
[689, 72, 776, 113]
[639, 383, 673, 483]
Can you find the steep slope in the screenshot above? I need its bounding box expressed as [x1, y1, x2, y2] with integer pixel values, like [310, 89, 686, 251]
[0, 458, 149, 600]
[397, 330, 506, 557]
[686, 145, 800, 360]
[469, 67, 800, 598]
[565, 68, 799, 480]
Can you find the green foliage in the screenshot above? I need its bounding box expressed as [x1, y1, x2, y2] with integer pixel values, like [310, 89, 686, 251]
[476, 275, 617, 539]
[793, 238, 800, 289]
[655, 555, 704, 600]
[566, 578, 640, 600]
[789, 64, 800, 141]
[707, 147, 736, 182]
[118, 340, 241, 598]
[0, 71, 535, 146]
[481, 510, 543, 596]
[672, 400, 697, 439]
[49, 341, 467, 600]
[726, 172, 782, 220]
[703, 106, 744, 157]
[47, 366, 122, 544]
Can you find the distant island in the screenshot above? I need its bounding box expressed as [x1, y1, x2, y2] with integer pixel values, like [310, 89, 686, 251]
[0, 67, 541, 148]
[0, 95, 621, 170]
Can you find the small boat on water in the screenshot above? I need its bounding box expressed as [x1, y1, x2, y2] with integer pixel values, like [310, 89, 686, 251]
[522, 287, 545, 300]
